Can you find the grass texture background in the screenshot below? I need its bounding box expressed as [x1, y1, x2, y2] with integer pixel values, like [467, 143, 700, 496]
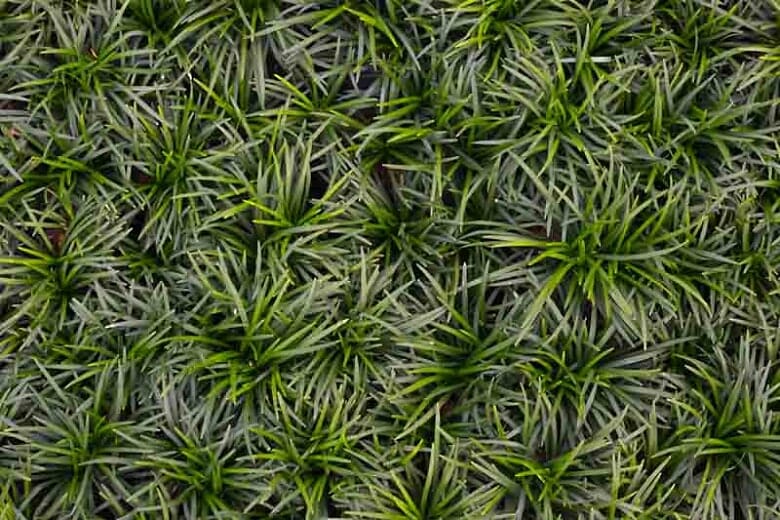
[1, 0, 780, 518]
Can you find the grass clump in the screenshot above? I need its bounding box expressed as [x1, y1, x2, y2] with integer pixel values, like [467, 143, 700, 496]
[2, 0, 780, 518]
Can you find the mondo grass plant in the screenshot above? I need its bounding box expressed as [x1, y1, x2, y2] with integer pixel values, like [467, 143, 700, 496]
[2, 0, 780, 519]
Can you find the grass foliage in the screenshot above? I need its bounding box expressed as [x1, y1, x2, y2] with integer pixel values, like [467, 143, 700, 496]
[2, 0, 780, 518]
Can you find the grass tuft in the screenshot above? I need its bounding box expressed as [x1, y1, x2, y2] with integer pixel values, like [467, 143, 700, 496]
[2, 0, 780, 518]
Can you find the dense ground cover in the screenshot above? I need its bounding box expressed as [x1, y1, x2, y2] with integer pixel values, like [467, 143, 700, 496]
[1, 0, 780, 518]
